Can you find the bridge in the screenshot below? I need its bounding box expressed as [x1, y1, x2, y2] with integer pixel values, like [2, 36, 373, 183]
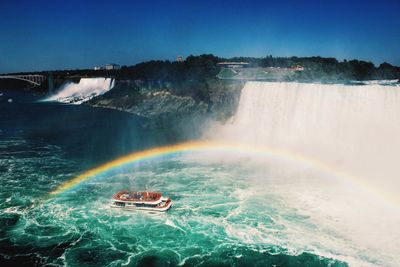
[0, 74, 47, 86]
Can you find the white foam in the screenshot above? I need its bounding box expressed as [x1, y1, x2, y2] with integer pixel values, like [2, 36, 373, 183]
[214, 81, 400, 206]
[44, 77, 114, 104]
[207, 81, 400, 266]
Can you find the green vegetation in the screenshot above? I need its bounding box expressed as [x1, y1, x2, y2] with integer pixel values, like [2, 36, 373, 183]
[5, 54, 400, 82]
[3, 54, 399, 93]
[216, 68, 237, 79]
[112, 54, 400, 83]
[217, 55, 400, 81]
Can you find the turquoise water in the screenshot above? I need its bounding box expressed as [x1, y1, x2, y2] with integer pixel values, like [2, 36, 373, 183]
[1, 90, 350, 266]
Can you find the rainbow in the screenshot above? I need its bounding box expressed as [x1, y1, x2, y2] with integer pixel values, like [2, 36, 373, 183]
[49, 141, 398, 207]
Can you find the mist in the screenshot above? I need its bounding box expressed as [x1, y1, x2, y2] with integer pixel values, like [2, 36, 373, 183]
[209, 81, 400, 205]
[198, 81, 400, 266]
[44, 77, 115, 104]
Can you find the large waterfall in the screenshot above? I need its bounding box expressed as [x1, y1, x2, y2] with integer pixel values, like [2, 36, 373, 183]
[45, 77, 114, 104]
[215, 81, 400, 204]
[209, 81, 400, 266]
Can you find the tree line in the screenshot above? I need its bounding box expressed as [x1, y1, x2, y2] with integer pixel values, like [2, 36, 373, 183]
[3, 54, 399, 95]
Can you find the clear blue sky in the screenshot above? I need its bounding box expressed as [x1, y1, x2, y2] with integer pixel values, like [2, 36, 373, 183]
[1, 0, 399, 73]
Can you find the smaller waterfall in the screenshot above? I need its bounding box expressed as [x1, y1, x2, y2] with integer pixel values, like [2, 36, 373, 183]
[44, 77, 114, 104]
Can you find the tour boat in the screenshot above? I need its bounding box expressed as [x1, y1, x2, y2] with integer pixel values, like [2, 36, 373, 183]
[111, 191, 172, 212]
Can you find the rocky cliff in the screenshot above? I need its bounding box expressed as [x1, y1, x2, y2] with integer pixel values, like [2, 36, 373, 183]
[86, 79, 243, 139]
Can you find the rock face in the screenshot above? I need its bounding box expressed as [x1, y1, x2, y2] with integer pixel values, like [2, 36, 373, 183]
[120, 90, 208, 118]
[86, 79, 243, 139]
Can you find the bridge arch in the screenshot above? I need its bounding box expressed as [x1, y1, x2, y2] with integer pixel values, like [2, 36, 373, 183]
[0, 75, 46, 86]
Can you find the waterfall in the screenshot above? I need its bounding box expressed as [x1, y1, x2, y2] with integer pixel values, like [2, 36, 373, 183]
[44, 77, 114, 104]
[215, 81, 400, 204]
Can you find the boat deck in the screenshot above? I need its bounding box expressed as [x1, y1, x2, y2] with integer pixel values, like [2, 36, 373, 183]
[113, 191, 162, 203]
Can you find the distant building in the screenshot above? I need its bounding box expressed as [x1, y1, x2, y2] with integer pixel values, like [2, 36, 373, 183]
[217, 62, 250, 68]
[104, 64, 121, 70]
[94, 64, 121, 70]
[176, 56, 184, 62]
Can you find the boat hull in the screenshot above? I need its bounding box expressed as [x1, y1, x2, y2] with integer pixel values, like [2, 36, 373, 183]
[111, 191, 172, 212]
[110, 201, 172, 212]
